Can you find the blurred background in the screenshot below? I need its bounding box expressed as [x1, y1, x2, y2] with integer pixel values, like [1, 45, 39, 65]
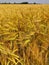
[0, 0, 49, 4]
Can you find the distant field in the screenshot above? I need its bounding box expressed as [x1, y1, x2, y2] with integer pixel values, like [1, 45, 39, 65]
[0, 4, 49, 65]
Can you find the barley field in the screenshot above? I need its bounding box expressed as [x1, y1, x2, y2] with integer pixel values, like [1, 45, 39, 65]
[0, 4, 49, 65]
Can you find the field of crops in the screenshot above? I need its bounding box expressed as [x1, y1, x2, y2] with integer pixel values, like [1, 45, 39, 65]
[0, 4, 49, 65]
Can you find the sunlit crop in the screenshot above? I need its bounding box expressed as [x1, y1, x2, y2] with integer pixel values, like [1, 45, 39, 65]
[0, 4, 49, 65]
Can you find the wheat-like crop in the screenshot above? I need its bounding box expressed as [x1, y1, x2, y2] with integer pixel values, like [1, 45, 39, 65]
[0, 4, 49, 65]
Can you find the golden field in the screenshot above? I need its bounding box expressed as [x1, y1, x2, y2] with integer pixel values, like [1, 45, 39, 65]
[0, 4, 49, 65]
